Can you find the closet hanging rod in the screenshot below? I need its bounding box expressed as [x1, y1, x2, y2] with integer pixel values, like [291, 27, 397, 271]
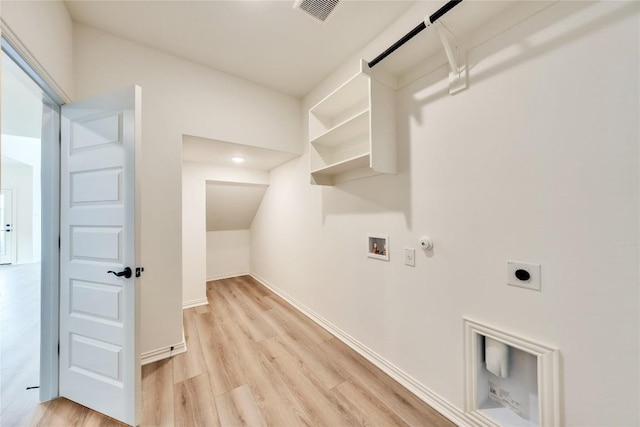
[367, 0, 463, 69]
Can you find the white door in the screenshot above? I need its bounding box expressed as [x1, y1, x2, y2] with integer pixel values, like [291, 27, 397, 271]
[0, 189, 15, 265]
[59, 86, 141, 426]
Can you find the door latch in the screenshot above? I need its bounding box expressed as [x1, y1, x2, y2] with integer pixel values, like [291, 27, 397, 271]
[135, 267, 144, 278]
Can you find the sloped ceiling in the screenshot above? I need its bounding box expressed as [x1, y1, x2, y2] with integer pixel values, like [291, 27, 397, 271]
[183, 136, 293, 234]
[206, 181, 268, 232]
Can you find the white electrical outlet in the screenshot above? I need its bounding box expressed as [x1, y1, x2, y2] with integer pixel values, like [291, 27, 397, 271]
[404, 248, 415, 267]
[507, 261, 541, 291]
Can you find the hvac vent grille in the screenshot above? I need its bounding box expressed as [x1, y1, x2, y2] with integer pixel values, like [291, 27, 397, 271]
[294, 0, 340, 23]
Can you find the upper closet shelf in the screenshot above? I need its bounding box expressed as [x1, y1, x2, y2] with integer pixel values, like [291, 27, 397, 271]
[309, 60, 396, 186]
[310, 73, 369, 120]
[310, 109, 369, 147]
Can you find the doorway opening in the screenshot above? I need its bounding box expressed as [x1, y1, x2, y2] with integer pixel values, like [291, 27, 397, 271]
[0, 40, 61, 424]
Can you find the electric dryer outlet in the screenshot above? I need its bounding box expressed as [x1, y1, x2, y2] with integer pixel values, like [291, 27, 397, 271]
[507, 261, 541, 291]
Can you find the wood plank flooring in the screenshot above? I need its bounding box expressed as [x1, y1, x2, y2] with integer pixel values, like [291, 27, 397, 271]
[7, 275, 455, 426]
[0, 263, 41, 427]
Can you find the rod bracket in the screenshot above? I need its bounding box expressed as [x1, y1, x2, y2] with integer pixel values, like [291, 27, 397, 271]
[433, 20, 467, 95]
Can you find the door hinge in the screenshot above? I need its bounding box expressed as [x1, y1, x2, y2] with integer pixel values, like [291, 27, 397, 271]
[57, 342, 60, 355]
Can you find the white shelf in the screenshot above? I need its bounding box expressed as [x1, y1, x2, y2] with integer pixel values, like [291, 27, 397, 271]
[310, 73, 369, 119]
[310, 109, 369, 147]
[311, 153, 369, 176]
[309, 59, 396, 186]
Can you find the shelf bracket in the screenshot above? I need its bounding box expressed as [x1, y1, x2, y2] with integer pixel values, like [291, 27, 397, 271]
[432, 20, 467, 95]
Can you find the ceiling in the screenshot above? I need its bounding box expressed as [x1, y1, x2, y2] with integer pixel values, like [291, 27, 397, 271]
[206, 181, 268, 231]
[63, 0, 416, 98]
[182, 134, 299, 170]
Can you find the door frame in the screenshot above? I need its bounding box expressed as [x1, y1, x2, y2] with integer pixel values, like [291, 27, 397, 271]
[39, 94, 61, 402]
[1, 33, 67, 402]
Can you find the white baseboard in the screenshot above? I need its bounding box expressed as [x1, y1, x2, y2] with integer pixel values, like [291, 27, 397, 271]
[250, 272, 470, 426]
[184, 273, 251, 309]
[184, 272, 252, 310]
[183, 297, 209, 310]
[141, 336, 187, 365]
[207, 271, 250, 282]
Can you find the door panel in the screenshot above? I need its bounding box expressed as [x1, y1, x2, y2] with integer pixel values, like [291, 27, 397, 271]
[70, 112, 122, 151]
[70, 279, 122, 321]
[59, 86, 140, 426]
[70, 226, 123, 262]
[71, 168, 122, 205]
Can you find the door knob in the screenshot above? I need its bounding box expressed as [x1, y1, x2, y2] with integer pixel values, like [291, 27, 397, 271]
[107, 267, 132, 279]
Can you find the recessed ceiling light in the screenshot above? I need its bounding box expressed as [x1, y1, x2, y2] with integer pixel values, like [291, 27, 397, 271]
[231, 156, 245, 163]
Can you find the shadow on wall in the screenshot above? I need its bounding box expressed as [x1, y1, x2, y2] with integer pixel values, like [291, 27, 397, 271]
[407, 1, 634, 116]
[321, 165, 412, 228]
[320, 1, 637, 231]
[467, 1, 635, 95]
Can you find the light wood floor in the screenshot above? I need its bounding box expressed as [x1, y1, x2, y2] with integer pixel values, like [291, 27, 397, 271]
[0, 263, 41, 427]
[8, 275, 455, 426]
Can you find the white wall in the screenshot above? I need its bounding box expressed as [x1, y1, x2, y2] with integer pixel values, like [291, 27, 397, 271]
[182, 161, 268, 308]
[2, 135, 41, 263]
[251, 2, 639, 425]
[206, 230, 250, 281]
[74, 25, 301, 353]
[1, 0, 70, 266]
[1, 0, 74, 101]
[2, 162, 32, 264]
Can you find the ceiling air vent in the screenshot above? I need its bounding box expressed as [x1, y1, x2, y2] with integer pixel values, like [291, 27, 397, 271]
[294, 0, 340, 23]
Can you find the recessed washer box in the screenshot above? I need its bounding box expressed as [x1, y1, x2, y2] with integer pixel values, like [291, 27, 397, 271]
[507, 261, 541, 292]
[367, 234, 389, 261]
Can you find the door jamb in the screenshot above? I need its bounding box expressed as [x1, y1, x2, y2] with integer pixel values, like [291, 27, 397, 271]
[1, 35, 64, 403]
[39, 100, 60, 402]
